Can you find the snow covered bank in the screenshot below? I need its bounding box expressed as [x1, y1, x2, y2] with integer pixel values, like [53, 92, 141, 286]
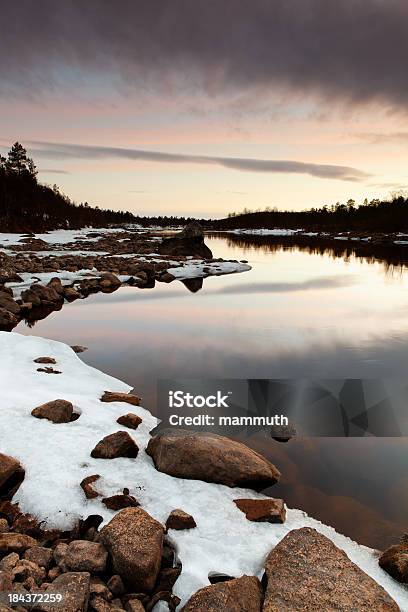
[168, 260, 251, 279]
[0, 332, 406, 609]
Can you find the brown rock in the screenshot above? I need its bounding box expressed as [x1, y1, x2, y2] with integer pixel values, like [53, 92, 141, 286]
[89, 576, 112, 600]
[99, 507, 164, 592]
[0, 452, 24, 497]
[21, 283, 63, 307]
[71, 345, 88, 353]
[24, 546, 53, 569]
[33, 357, 57, 364]
[0, 570, 12, 592]
[158, 222, 213, 259]
[0, 308, 18, 329]
[106, 575, 125, 597]
[102, 494, 139, 511]
[31, 399, 73, 423]
[124, 599, 145, 612]
[379, 534, 408, 583]
[53, 542, 68, 567]
[263, 527, 399, 611]
[0, 519, 9, 533]
[12, 559, 46, 585]
[0, 553, 19, 571]
[37, 367, 62, 374]
[234, 498, 286, 523]
[64, 287, 81, 302]
[64, 540, 108, 573]
[89, 595, 112, 612]
[99, 272, 121, 288]
[182, 575, 262, 611]
[91, 432, 138, 459]
[0, 290, 20, 315]
[165, 509, 196, 531]
[0, 533, 38, 554]
[42, 571, 90, 612]
[80, 475, 101, 499]
[116, 414, 142, 430]
[47, 566, 61, 581]
[146, 429, 280, 490]
[101, 392, 141, 407]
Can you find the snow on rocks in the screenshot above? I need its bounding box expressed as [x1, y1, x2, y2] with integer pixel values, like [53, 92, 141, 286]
[0, 332, 407, 609]
[167, 259, 251, 279]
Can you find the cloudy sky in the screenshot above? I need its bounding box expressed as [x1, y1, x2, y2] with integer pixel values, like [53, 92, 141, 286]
[1, 0, 408, 218]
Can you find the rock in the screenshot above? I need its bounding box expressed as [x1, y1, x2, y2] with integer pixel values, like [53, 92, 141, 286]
[233, 498, 286, 523]
[12, 559, 46, 585]
[0, 519, 9, 533]
[37, 366, 62, 374]
[71, 345, 88, 353]
[47, 277, 65, 294]
[263, 527, 399, 611]
[124, 599, 145, 612]
[24, 546, 53, 569]
[33, 357, 56, 364]
[0, 552, 19, 571]
[102, 493, 139, 510]
[0, 307, 18, 329]
[165, 509, 196, 531]
[379, 534, 408, 583]
[80, 475, 101, 499]
[101, 391, 141, 406]
[146, 429, 280, 490]
[159, 272, 176, 283]
[182, 575, 262, 611]
[116, 413, 142, 430]
[53, 542, 68, 567]
[89, 595, 112, 612]
[91, 432, 138, 459]
[21, 283, 63, 307]
[31, 399, 73, 423]
[158, 222, 213, 259]
[89, 576, 111, 600]
[0, 570, 12, 592]
[64, 287, 81, 302]
[64, 540, 108, 573]
[47, 566, 61, 581]
[0, 290, 21, 315]
[270, 423, 297, 443]
[0, 453, 24, 497]
[98, 507, 164, 592]
[0, 533, 38, 554]
[99, 272, 121, 288]
[106, 575, 125, 597]
[42, 571, 90, 612]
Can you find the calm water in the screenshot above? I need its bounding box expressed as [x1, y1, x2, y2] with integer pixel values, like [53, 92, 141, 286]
[17, 235, 408, 549]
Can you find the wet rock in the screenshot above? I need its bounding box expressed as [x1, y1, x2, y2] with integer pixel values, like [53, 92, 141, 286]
[33, 357, 57, 364]
[101, 392, 141, 406]
[379, 533, 408, 583]
[0, 453, 25, 498]
[182, 575, 262, 611]
[165, 509, 196, 531]
[31, 399, 73, 423]
[146, 429, 280, 490]
[263, 527, 399, 611]
[42, 571, 90, 612]
[158, 222, 213, 259]
[91, 432, 138, 459]
[233, 498, 286, 523]
[0, 533, 38, 554]
[71, 345, 87, 353]
[98, 507, 164, 592]
[24, 546, 53, 570]
[64, 540, 108, 573]
[80, 475, 101, 499]
[102, 493, 139, 511]
[116, 414, 142, 430]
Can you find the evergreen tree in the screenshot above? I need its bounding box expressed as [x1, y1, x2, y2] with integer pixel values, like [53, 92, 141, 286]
[6, 142, 37, 179]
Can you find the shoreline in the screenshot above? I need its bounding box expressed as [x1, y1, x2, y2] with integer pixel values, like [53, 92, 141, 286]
[0, 331, 407, 610]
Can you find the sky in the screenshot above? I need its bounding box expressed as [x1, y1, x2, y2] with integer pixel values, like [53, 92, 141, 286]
[1, 0, 408, 218]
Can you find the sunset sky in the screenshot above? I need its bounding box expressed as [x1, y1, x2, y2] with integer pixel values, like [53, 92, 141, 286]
[1, 0, 408, 218]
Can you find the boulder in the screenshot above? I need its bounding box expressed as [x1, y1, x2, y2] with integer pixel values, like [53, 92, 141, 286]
[0, 552, 18, 571]
[31, 399, 73, 423]
[0, 290, 20, 315]
[91, 431, 138, 459]
[42, 571, 90, 612]
[166, 509, 196, 531]
[0, 519, 8, 534]
[234, 498, 286, 523]
[0, 533, 38, 554]
[100, 391, 141, 406]
[182, 575, 262, 611]
[116, 413, 142, 430]
[21, 283, 63, 307]
[0, 453, 24, 498]
[146, 429, 280, 490]
[64, 287, 81, 302]
[263, 527, 399, 611]
[24, 546, 53, 570]
[99, 273, 121, 289]
[379, 534, 408, 583]
[102, 493, 139, 510]
[0, 570, 12, 592]
[64, 540, 108, 573]
[98, 507, 164, 592]
[158, 222, 213, 259]
[33, 357, 57, 364]
[71, 345, 88, 353]
[0, 307, 18, 329]
[11, 558, 46, 585]
[80, 475, 101, 499]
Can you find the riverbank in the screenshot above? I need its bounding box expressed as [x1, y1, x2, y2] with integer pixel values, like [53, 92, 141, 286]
[0, 331, 407, 610]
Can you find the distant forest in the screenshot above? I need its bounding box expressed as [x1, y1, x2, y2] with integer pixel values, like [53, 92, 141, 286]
[213, 197, 408, 233]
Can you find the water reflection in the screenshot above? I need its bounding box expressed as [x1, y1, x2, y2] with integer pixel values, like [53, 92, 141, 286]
[16, 235, 408, 549]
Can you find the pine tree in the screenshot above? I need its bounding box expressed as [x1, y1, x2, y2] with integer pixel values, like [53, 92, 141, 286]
[6, 142, 37, 179]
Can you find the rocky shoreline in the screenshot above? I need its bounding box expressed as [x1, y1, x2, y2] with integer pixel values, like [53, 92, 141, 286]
[0, 332, 407, 611]
[0, 224, 250, 331]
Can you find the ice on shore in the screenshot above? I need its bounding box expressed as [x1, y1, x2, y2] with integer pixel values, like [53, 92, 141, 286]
[0, 331, 407, 608]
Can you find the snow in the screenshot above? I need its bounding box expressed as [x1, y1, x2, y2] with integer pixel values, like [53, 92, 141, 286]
[228, 229, 301, 236]
[394, 240, 408, 245]
[6, 270, 99, 299]
[0, 227, 130, 246]
[168, 260, 251, 279]
[0, 331, 407, 609]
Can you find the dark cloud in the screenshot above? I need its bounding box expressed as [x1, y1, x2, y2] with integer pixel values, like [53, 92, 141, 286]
[28, 141, 369, 181]
[0, 1, 407, 108]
